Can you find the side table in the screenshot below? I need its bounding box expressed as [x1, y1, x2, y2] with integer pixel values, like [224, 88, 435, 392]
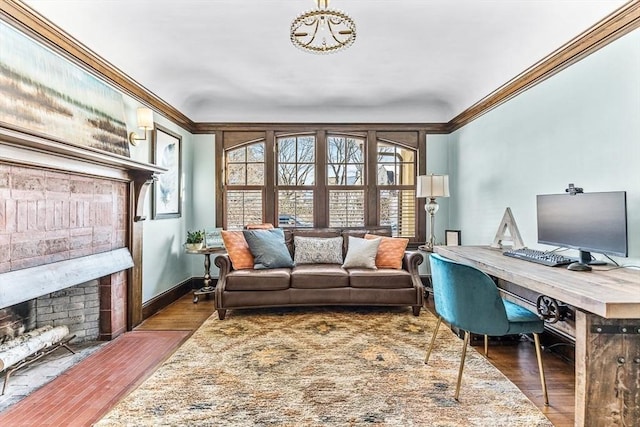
[185, 246, 226, 303]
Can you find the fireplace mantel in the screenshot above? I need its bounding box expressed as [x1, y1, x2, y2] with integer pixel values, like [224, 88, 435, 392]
[0, 125, 166, 181]
[0, 248, 133, 309]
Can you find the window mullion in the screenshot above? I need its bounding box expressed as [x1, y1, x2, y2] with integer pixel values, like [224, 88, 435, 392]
[264, 130, 276, 223]
[366, 130, 377, 226]
[316, 130, 327, 227]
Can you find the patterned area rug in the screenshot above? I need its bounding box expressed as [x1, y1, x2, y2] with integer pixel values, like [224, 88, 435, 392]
[96, 307, 552, 426]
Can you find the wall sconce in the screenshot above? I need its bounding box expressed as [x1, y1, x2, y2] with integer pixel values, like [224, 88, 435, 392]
[128, 107, 154, 145]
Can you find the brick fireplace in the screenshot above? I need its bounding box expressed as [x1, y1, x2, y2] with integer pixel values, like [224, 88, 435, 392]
[0, 163, 133, 342]
[0, 130, 161, 343]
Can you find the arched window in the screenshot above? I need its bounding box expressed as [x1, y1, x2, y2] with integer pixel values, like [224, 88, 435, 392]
[219, 128, 426, 243]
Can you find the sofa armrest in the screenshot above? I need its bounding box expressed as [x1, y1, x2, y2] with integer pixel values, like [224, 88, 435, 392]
[404, 251, 425, 309]
[403, 250, 424, 275]
[214, 254, 233, 303]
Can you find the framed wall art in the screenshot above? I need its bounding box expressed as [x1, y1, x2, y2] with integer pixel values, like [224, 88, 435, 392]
[152, 125, 182, 219]
[0, 20, 129, 157]
[445, 230, 461, 246]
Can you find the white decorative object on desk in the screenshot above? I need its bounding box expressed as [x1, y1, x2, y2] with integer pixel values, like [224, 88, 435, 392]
[491, 207, 525, 249]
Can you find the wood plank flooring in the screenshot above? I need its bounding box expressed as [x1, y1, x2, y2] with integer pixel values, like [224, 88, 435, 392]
[0, 293, 575, 426]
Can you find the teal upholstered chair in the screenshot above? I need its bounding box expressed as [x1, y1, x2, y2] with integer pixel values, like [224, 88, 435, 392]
[426, 253, 549, 405]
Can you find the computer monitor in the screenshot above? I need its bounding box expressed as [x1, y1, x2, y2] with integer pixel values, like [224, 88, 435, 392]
[536, 191, 627, 271]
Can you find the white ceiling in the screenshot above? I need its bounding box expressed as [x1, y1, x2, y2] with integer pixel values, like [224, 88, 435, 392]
[24, 0, 628, 123]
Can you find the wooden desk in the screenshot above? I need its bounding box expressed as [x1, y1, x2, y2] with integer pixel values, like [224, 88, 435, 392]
[434, 246, 640, 427]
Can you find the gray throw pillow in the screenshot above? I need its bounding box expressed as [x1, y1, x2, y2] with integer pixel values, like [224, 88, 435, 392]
[294, 236, 343, 264]
[243, 228, 294, 269]
[342, 236, 381, 269]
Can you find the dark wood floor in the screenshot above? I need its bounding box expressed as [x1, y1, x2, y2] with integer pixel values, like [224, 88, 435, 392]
[422, 299, 576, 427]
[0, 293, 575, 426]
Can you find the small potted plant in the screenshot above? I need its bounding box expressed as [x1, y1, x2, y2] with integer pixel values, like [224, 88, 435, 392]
[185, 229, 205, 251]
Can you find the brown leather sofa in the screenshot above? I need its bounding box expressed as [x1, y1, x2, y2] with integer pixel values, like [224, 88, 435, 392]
[214, 227, 424, 320]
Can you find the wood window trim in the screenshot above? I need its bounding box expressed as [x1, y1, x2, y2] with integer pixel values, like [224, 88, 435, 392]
[217, 127, 428, 242]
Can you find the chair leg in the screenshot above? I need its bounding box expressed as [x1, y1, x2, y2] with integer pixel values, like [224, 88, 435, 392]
[454, 330, 470, 401]
[484, 334, 489, 358]
[424, 316, 442, 364]
[533, 333, 549, 406]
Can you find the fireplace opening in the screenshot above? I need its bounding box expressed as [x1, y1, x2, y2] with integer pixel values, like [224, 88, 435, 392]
[0, 302, 30, 343]
[0, 279, 108, 404]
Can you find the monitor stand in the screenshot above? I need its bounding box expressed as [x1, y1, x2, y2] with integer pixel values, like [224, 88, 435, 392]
[567, 250, 593, 271]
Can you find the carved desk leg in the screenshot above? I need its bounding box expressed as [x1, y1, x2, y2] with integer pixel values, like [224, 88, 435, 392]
[575, 310, 640, 427]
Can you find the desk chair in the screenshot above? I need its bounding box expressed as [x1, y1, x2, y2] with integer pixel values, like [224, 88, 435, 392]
[425, 253, 549, 405]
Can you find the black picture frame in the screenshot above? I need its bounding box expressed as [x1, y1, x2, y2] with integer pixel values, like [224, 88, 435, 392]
[152, 124, 182, 219]
[445, 229, 461, 246]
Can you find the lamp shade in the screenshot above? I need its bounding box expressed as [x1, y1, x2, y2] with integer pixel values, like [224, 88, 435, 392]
[416, 174, 450, 198]
[136, 107, 154, 130]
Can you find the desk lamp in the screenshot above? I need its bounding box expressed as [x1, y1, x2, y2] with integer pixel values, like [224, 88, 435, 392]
[417, 174, 449, 250]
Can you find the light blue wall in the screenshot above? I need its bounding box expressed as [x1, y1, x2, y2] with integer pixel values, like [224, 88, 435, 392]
[445, 29, 640, 266]
[425, 133, 450, 245]
[187, 134, 218, 278]
[124, 98, 199, 302]
[127, 109, 216, 302]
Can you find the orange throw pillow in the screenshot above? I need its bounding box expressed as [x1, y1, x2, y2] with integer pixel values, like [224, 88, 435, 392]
[365, 234, 409, 269]
[221, 230, 254, 270]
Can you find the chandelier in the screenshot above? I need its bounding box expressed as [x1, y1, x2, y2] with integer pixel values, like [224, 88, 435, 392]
[290, 0, 356, 54]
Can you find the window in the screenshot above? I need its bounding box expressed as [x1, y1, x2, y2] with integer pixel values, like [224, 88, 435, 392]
[327, 134, 365, 227]
[218, 128, 426, 242]
[277, 134, 315, 227]
[377, 141, 417, 238]
[327, 135, 364, 185]
[224, 141, 265, 230]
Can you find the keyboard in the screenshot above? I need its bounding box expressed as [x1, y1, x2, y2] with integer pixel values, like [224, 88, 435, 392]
[503, 248, 575, 267]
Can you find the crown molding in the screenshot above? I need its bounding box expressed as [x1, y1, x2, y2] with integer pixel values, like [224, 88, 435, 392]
[192, 122, 450, 134]
[0, 0, 196, 133]
[447, 1, 640, 132]
[2, 0, 638, 135]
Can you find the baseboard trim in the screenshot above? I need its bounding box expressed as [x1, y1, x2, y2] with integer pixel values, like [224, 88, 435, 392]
[141, 277, 217, 320]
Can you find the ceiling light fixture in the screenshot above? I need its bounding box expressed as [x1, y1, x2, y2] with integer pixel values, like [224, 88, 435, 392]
[291, 0, 356, 54]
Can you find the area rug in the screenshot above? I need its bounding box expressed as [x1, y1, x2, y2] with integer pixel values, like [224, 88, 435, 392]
[96, 307, 552, 426]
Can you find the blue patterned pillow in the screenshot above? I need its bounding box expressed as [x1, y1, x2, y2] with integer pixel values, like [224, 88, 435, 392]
[243, 228, 294, 269]
[294, 236, 343, 264]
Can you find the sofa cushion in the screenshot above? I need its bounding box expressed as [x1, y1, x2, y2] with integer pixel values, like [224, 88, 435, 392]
[221, 230, 254, 270]
[291, 264, 349, 289]
[349, 269, 413, 289]
[294, 236, 343, 265]
[286, 229, 341, 255]
[225, 268, 291, 291]
[365, 234, 409, 269]
[243, 228, 295, 269]
[342, 236, 381, 269]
